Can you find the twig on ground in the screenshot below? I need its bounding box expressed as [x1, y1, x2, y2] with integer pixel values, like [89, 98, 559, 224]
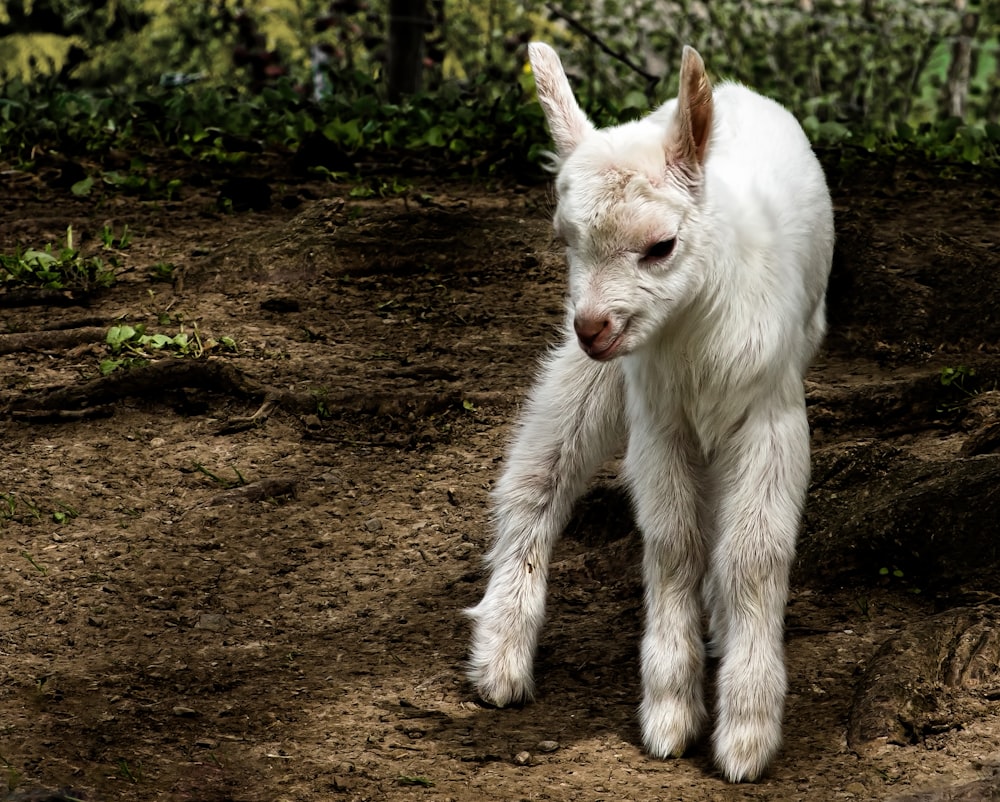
[216, 397, 278, 434]
[544, 3, 660, 90]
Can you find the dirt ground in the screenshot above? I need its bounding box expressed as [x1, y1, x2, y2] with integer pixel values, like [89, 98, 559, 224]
[1, 153, 1000, 802]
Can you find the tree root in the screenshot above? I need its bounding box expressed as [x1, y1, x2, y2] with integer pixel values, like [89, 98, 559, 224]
[207, 477, 298, 506]
[0, 288, 92, 308]
[5, 359, 301, 431]
[0, 326, 108, 355]
[4, 356, 480, 438]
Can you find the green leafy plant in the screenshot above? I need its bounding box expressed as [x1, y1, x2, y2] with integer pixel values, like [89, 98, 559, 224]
[0, 493, 79, 528]
[20, 551, 47, 576]
[0, 494, 17, 520]
[879, 565, 921, 594]
[937, 364, 984, 412]
[52, 502, 79, 524]
[0, 493, 43, 523]
[116, 758, 143, 784]
[0, 2, 998, 181]
[940, 364, 978, 394]
[0, 751, 22, 793]
[312, 388, 332, 419]
[193, 463, 247, 489]
[100, 324, 237, 374]
[0, 227, 116, 292]
[100, 223, 132, 250]
[149, 262, 177, 282]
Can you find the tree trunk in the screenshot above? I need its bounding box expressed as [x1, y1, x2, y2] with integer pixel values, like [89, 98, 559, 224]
[943, 9, 980, 119]
[386, 0, 427, 101]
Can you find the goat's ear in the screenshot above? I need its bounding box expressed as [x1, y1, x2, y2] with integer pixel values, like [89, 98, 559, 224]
[667, 46, 713, 169]
[528, 42, 594, 157]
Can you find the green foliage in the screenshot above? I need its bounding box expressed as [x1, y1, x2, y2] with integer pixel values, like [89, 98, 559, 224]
[100, 323, 237, 374]
[20, 550, 46, 575]
[0, 227, 116, 292]
[149, 261, 175, 281]
[940, 364, 978, 392]
[100, 223, 131, 249]
[879, 565, 921, 594]
[115, 758, 143, 784]
[0, 1, 997, 174]
[0, 67, 548, 177]
[0, 492, 77, 529]
[193, 462, 247, 489]
[0, 751, 22, 793]
[936, 364, 988, 413]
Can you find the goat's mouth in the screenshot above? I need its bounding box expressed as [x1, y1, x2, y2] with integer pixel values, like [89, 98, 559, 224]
[582, 322, 629, 361]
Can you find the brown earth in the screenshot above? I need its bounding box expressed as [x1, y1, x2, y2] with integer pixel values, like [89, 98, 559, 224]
[1, 155, 1000, 802]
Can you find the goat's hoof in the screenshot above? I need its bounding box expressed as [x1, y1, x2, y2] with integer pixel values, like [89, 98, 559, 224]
[640, 696, 707, 760]
[467, 657, 535, 708]
[471, 677, 534, 708]
[712, 717, 780, 783]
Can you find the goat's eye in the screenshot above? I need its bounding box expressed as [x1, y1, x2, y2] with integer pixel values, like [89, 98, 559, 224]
[642, 239, 676, 262]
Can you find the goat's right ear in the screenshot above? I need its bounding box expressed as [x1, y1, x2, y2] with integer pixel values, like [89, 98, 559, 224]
[528, 42, 594, 157]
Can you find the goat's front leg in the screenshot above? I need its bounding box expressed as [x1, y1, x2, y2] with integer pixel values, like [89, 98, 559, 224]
[628, 419, 709, 760]
[709, 401, 810, 783]
[466, 338, 626, 706]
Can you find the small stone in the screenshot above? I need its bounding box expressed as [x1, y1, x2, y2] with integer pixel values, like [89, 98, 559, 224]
[195, 613, 231, 632]
[364, 518, 383, 532]
[330, 775, 354, 792]
[173, 706, 198, 717]
[513, 751, 531, 765]
[536, 740, 560, 753]
[195, 738, 218, 749]
[844, 782, 867, 795]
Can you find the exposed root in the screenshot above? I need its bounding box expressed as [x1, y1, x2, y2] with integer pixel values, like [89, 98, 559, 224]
[4, 359, 289, 431]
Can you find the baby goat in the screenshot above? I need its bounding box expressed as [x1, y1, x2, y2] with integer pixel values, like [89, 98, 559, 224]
[465, 43, 834, 782]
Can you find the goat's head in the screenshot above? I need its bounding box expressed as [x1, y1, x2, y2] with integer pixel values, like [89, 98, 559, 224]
[528, 43, 714, 361]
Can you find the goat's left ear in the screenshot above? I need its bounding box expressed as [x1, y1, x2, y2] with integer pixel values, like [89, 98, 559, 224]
[528, 42, 595, 157]
[668, 46, 713, 169]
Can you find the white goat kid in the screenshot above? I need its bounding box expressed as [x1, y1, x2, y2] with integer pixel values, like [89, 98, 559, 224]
[465, 43, 834, 782]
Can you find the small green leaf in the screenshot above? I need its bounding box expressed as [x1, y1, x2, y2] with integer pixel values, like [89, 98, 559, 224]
[620, 90, 648, 112]
[424, 126, 446, 147]
[22, 249, 58, 267]
[71, 176, 94, 196]
[106, 325, 137, 349]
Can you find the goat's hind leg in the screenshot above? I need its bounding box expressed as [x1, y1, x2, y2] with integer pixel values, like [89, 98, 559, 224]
[466, 338, 625, 706]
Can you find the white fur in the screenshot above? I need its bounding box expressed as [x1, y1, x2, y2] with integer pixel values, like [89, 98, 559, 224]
[465, 43, 834, 783]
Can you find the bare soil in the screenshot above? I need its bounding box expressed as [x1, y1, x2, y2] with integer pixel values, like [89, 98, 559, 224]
[2, 156, 1000, 802]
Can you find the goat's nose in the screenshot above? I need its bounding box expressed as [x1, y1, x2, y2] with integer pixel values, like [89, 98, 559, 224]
[574, 315, 611, 348]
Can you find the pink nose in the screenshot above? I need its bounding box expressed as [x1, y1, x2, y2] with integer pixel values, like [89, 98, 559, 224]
[574, 315, 611, 349]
